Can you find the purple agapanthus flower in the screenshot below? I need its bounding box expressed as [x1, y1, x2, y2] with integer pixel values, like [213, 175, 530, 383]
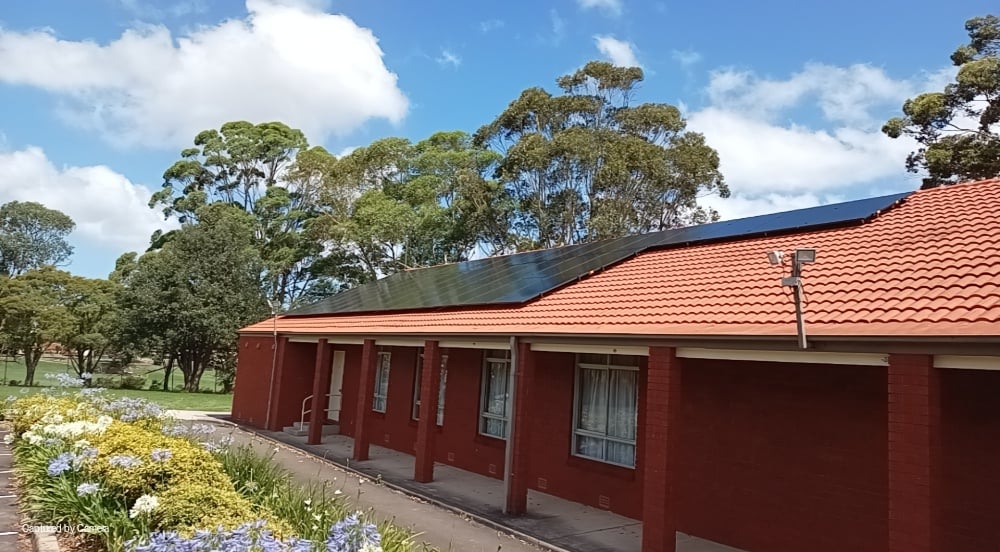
[47, 452, 75, 476]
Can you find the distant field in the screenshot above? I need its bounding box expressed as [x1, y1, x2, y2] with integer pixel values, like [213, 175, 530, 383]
[0, 356, 223, 391]
[0, 356, 232, 412]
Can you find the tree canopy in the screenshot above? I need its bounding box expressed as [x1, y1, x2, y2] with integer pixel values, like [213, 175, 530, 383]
[0, 201, 75, 277]
[117, 203, 266, 392]
[475, 61, 728, 248]
[883, 14, 1000, 188]
[0, 267, 72, 385]
[150, 121, 332, 308]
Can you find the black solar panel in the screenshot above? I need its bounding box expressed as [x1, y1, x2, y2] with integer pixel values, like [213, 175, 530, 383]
[288, 191, 911, 316]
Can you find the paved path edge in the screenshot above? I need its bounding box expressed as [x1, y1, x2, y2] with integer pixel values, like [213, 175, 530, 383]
[212, 417, 573, 552]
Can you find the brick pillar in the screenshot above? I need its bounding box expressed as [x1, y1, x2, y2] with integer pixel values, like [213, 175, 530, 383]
[414, 341, 442, 483]
[505, 340, 534, 515]
[352, 339, 378, 461]
[642, 346, 681, 552]
[888, 354, 938, 552]
[265, 336, 289, 431]
[307, 339, 332, 445]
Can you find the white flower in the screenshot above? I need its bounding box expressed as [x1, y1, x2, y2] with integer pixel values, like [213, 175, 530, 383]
[334, 489, 343, 495]
[129, 494, 159, 518]
[23, 431, 43, 445]
[2, 434, 13, 445]
[96, 416, 113, 429]
[361, 544, 383, 552]
[303, 498, 311, 506]
[73, 439, 91, 450]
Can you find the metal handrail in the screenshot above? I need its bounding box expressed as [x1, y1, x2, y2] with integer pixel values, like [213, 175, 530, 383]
[299, 393, 331, 428]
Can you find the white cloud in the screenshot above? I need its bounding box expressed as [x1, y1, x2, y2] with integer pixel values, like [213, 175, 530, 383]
[594, 35, 640, 68]
[577, 0, 623, 16]
[550, 10, 565, 43]
[436, 49, 461, 68]
[479, 19, 504, 33]
[0, 0, 408, 148]
[684, 63, 945, 219]
[671, 49, 702, 67]
[0, 147, 174, 252]
[705, 63, 948, 126]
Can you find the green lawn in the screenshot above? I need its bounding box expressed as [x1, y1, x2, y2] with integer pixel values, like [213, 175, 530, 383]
[0, 356, 233, 412]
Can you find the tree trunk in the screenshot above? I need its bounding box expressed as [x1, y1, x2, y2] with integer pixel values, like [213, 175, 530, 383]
[162, 355, 174, 391]
[24, 347, 42, 386]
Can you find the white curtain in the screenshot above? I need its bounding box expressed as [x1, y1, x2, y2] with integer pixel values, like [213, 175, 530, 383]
[575, 364, 637, 466]
[606, 369, 637, 466]
[483, 361, 508, 437]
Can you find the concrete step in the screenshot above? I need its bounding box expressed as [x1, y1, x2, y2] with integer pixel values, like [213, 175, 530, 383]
[283, 422, 339, 437]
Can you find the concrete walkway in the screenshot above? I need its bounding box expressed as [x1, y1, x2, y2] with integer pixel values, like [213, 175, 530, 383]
[172, 411, 740, 552]
[0, 426, 19, 550]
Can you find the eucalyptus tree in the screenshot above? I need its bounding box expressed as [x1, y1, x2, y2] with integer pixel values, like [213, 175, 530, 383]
[0, 201, 75, 277]
[475, 61, 728, 248]
[883, 15, 1000, 188]
[150, 121, 337, 307]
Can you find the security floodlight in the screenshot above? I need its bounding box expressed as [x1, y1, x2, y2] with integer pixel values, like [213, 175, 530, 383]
[767, 246, 820, 350]
[793, 248, 816, 264]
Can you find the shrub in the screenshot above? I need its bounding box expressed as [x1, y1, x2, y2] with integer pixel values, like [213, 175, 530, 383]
[120, 375, 147, 390]
[154, 480, 256, 531]
[86, 422, 230, 501]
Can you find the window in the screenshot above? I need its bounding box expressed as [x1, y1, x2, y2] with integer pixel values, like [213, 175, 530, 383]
[413, 351, 448, 425]
[573, 353, 640, 468]
[372, 352, 391, 412]
[479, 349, 510, 439]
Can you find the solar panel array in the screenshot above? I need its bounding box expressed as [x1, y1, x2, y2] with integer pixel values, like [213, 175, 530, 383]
[288, 191, 911, 316]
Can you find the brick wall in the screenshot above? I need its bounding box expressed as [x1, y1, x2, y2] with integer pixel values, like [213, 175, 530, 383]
[525, 351, 646, 519]
[675, 358, 888, 552]
[232, 335, 276, 428]
[938, 368, 1000, 551]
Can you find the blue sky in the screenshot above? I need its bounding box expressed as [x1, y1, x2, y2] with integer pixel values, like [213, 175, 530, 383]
[0, 0, 993, 278]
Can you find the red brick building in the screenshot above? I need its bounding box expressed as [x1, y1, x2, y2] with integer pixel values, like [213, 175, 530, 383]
[234, 179, 1000, 552]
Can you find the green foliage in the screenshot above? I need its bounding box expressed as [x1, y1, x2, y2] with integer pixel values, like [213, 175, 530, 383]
[155, 481, 257, 531]
[0, 267, 74, 385]
[5, 392, 429, 551]
[151, 121, 344, 307]
[0, 201, 75, 277]
[116, 203, 266, 391]
[475, 61, 728, 247]
[883, 14, 1000, 188]
[86, 422, 227, 500]
[54, 275, 122, 382]
[324, 131, 508, 278]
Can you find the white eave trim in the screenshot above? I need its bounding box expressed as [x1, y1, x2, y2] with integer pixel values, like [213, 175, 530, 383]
[287, 335, 364, 345]
[439, 339, 511, 350]
[677, 348, 889, 367]
[530, 343, 650, 356]
[934, 355, 1000, 371]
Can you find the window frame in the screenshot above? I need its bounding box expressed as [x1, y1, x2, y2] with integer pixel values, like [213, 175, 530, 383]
[412, 350, 448, 426]
[478, 349, 511, 439]
[571, 354, 640, 469]
[372, 352, 392, 413]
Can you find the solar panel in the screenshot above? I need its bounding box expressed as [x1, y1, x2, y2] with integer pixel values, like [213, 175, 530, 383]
[288, 191, 911, 316]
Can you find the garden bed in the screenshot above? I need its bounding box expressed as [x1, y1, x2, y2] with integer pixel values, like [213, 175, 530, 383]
[3, 384, 429, 551]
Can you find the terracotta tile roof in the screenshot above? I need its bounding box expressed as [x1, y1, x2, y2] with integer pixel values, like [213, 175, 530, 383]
[243, 179, 1000, 339]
